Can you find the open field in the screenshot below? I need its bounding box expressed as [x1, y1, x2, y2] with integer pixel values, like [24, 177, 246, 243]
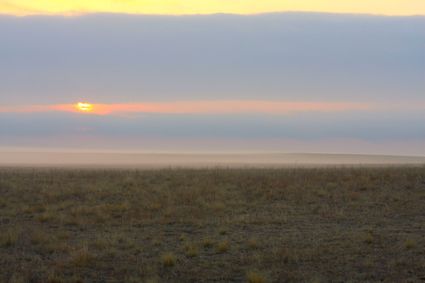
[1, 166, 425, 282]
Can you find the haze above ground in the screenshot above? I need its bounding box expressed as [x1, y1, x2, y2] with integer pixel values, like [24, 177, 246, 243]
[1, 151, 425, 167]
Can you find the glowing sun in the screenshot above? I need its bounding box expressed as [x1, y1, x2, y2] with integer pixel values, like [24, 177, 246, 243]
[76, 102, 93, 112]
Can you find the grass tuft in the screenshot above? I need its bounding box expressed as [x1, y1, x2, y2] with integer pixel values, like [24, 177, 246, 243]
[216, 240, 230, 253]
[246, 271, 267, 283]
[202, 238, 214, 248]
[363, 232, 374, 245]
[404, 239, 417, 250]
[247, 238, 259, 249]
[0, 229, 18, 247]
[70, 245, 94, 267]
[185, 243, 199, 257]
[161, 252, 177, 267]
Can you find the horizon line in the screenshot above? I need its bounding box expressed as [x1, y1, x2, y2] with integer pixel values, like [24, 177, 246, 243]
[1, 146, 425, 159]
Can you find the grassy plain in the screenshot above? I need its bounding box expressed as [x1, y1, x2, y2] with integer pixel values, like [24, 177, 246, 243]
[1, 166, 425, 282]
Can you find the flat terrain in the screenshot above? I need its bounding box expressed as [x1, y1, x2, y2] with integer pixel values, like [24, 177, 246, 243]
[1, 167, 425, 282]
[1, 151, 425, 167]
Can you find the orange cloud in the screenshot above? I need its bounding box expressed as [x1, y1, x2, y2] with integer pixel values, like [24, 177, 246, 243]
[0, 101, 371, 115]
[91, 101, 372, 115]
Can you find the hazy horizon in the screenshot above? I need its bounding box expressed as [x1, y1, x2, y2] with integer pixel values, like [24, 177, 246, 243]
[2, 151, 425, 168]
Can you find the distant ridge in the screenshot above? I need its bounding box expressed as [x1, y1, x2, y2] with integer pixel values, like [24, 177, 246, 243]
[1, 152, 424, 168]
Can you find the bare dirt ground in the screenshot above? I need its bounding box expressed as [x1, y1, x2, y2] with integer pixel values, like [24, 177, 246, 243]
[1, 166, 425, 282]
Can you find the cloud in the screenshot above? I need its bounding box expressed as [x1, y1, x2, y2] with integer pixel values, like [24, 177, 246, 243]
[0, 101, 372, 115]
[0, 14, 424, 105]
[1, 110, 425, 155]
[1, 0, 425, 16]
[4, 100, 425, 115]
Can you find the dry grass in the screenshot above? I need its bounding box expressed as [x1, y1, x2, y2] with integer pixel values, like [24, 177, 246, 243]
[246, 271, 267, 283]
[216, 240, 230, 253]
[202, 238, 214, 249]
[404, 238, 417, 250]
[0, 166, 425, 282]
[247, 238, 259, 250]
[184, 243, 199, 257]
[70, 245, 94, 267]
[161, 252, 177, 267]
[0, 228, 18, 248]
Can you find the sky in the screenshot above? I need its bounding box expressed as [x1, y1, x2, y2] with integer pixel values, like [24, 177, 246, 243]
[0, 4, 425, 155]
[1, 0, 425, 16]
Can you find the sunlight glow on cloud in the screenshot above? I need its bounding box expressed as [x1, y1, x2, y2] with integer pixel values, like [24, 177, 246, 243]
[1, 0, 425, 16]
[0, 101, 371, 115]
